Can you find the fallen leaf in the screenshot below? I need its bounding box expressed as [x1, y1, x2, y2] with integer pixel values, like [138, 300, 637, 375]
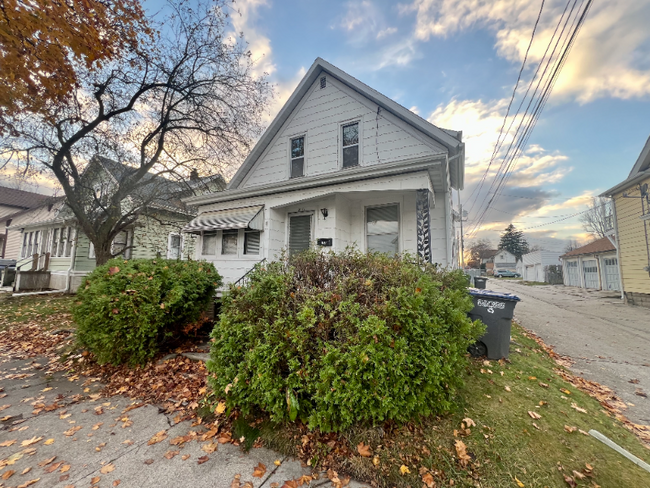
[45, 462, 63, 473]
[454, 440, 471, 467]
[38, 456, 56, 467]
[22, 467, 31, 474]
[114, 481, 121, 486]
[201, 442, 218, 454]
[60, 464, 71, 473]
[92, 422, 103, 430]
[462, 418, 476, 428]
[63, 426, 82, 436]
[59, 474, 70, 482]
[564, 425, 577, 433]
[198, 455, 209, 465]
[505, 386, 511, 392]
[21, 436, 43, 446]
[100, 463, 115, 474]
[44, 438, 55, 445]
[357, 442, 372, 457]
[252, 462, 266, 478]
[144, 459, 154, 465]
[634, 388, 647, 398]
[0, 438, 16, 447]
[399, 465, 411, 475]
[515, 476, 524, 487]
[563, 474, 577, 487]
[372, 456, 380, 466]
[573, 470, 585, 480]
[164, 450, 180, 459]
[91, 476, 101, 485]
[560, 388, 571, 395]
[122, 439, 134, 446]
[215, 402, 227, 415]
[528, 411, 541, 420]
[148, 430, 167, 445]
[274, 460, 282, 466]
[17, 479, 40, 488]
[231, 474, 241, 488]
[539, 382, 549, 388]
[217, 432, 232, 444]
[2, 470, 15, 480]
[422, 471, 436, 488]
[182, 454, 190, 461]
[570, 403, 587, 414]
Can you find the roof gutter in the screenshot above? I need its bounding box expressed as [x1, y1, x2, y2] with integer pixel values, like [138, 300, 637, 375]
[183, 155, 447, 207]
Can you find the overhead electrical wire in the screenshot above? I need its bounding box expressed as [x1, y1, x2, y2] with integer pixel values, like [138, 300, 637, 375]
[466, 0, 594, 239]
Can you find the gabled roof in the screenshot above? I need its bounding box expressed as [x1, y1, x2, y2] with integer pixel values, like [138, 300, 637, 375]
[560, 236, 616, 258]
[601, 135, 650, 196]
[0, 186, 50, 210]
[228, 58, 465, 191]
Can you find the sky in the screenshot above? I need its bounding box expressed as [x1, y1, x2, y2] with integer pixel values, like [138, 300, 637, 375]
[185, 0, 650, 251]
[4, 0, 650, 251]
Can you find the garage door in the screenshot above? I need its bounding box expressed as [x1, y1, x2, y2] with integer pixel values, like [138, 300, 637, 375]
[603, 257, 620, 291]
[565, 261, 580, 286]
[583, 260, 599, 289]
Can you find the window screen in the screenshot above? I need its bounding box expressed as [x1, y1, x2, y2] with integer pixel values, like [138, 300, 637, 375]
[222, 230, 238, 255]
[291, 136, 305, 178]
[202, 232, 217, 255]
[366, 205, 399, 255]
[342, 122, 359, 168]
[244, 230, 260, 255]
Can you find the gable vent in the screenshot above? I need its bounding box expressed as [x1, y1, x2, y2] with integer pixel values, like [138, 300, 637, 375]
[320, 76, 326, 89]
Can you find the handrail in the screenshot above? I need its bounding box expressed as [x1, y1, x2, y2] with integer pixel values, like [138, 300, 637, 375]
[233, 258, 267, 288]
[15, 255, 34, 271]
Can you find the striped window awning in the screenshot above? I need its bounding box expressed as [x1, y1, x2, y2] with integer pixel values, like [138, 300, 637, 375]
[182, 205, 264, 234]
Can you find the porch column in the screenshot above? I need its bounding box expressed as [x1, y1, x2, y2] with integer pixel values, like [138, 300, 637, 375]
[416, 189, 432, 263]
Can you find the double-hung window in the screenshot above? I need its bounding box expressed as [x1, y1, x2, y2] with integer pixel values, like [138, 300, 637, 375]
[342, 122, 359, 168]
[366, 204, 399, 255]
[290, 136, 305, 178]
[222, 230, 238, 255]
[51, 228, 60, 257]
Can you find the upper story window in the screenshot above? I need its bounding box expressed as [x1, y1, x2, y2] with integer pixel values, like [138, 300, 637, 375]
[290, 136, 305, 178]
[342, 122, 359, 168]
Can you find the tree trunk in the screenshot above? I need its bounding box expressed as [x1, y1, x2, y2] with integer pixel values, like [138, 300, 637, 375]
[94, 243, 114, 266]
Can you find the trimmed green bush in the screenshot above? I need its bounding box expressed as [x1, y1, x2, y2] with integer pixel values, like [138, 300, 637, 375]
[74, 258, 221, 366]
[207, 250, 484, 432]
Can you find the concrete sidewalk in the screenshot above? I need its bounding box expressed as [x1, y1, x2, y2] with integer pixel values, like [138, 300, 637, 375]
[487, 279, 650, 426]
[0, 356, 366, 488]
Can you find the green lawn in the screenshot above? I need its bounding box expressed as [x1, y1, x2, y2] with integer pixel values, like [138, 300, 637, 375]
[258, 323, 650, 488]
[0, 293, 74, 329]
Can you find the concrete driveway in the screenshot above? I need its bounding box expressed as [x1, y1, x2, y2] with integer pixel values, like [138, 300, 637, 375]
[486, 279, 650, 426]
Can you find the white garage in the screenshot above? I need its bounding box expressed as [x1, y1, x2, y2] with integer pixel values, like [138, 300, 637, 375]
[521, 251, 563, 283]
[560, 236, 620, 291]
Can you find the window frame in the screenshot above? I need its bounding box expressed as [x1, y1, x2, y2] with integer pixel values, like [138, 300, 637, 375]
[341, 120, 361, 169]
[365, 203, 401, 255]
[244, 229, 261, 255]
[289, 134, 306, 179]
[201, 231, 218, 256]
[221, 229, 239, 255]
[167, 232, 183, 259]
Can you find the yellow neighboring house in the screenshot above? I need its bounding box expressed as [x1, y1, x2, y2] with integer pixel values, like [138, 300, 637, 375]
[601, 135, 650, 307]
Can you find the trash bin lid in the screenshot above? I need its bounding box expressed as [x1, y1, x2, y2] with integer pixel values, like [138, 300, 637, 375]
[468, 288, 521, 301]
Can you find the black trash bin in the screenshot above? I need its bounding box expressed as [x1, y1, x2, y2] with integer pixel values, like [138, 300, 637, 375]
[473, 276, 488, 289]
[467, 289, 521, 359]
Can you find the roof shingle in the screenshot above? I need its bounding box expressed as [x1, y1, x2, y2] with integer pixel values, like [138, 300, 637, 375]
[561, 236, 616, 258]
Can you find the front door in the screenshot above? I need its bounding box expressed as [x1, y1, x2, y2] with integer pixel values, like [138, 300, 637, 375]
[289, 215, 312, 256]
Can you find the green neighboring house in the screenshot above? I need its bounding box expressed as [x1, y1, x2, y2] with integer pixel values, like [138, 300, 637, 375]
[9, 157, 223, 293]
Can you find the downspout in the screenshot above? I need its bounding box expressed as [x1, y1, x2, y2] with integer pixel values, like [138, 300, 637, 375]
[611, 196, 625, 301]
[64, 228, 79, 293]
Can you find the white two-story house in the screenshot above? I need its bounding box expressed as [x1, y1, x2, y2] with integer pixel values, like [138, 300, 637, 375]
[182, 58, 465, 285]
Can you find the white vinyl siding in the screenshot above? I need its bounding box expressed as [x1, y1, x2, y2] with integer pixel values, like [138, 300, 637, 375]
[241, 75, 444, 188]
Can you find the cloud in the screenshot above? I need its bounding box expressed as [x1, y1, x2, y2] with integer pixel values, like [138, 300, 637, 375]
[400, 0, 650, 102]
[231, 0, 276, 79]
[377, 27, 398, 39]
[334, 1, 399, 44]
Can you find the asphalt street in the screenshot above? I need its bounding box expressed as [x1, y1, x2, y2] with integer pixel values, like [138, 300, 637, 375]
[488, 279, 650, 426]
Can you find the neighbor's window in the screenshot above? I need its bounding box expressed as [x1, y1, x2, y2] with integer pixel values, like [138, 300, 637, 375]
[21, 233, 29, 258]
[51, 228, 60, 257]
[290, 136, 305, 178]
[88, 242, 95, 259]
[64, 228, 76, 257]
[342, 122, 359, 168]
[202, 232, 217, 255]
[56, 227, 66, 257]
[366, 204, 399, 255]
[244, 230, 260, 255]
[168, 233, 181, 259]
[222, 229, 238, 255]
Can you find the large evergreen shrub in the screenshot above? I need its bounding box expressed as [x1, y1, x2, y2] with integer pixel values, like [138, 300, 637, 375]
[74, 258, 221, 366]
[207, 250, 484, 431]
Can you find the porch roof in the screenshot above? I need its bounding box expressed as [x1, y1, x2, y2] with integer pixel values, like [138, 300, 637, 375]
[182, 205, 264, 234]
